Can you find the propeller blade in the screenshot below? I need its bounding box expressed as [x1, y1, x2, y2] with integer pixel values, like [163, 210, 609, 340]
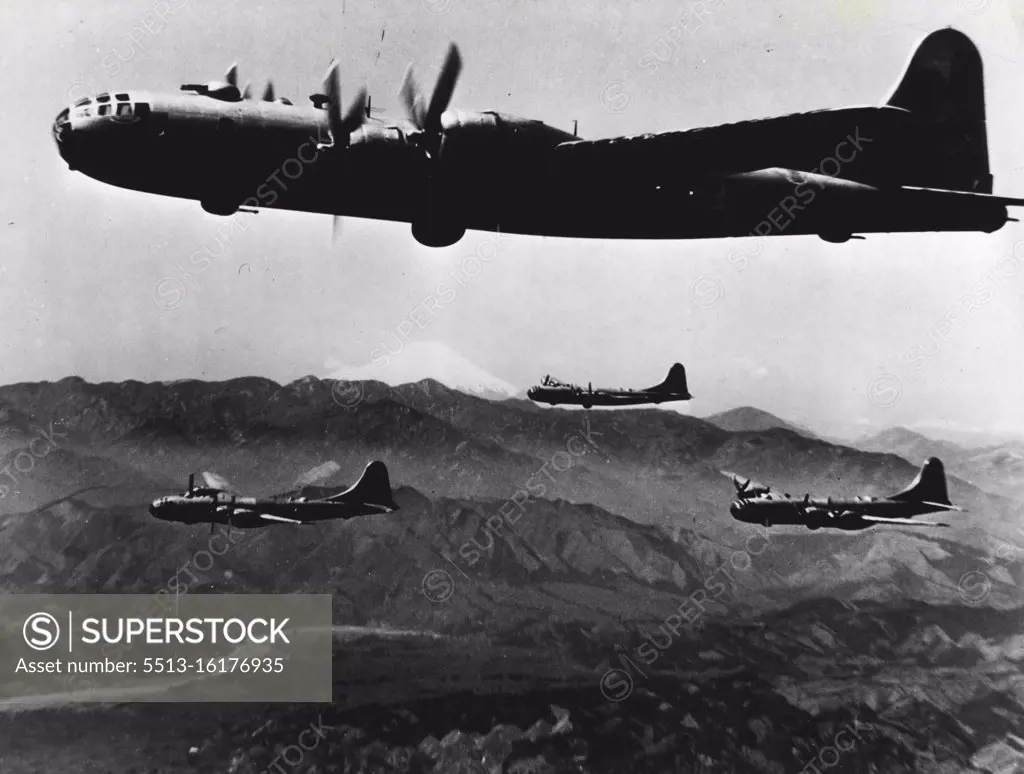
[424, 43, 462, 133]
[225, 63, 238, 88]
[241, 81, 252, 100]
[294, 461, 342, 488]
[262, 80, 275, 102]
[322, 59, 344, 142]
[209, 521, 215, 534]
[321, 62, 366, 145]
[399, 66, 426, 129]
[332, 215, 344, 244]
[339, 87, 368, 135]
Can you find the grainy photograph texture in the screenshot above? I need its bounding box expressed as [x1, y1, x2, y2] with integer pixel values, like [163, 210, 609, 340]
[1, 0, 1024, 771]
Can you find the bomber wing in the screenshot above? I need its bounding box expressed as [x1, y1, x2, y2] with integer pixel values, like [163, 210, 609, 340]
[860, 515, 950, 527]
[257, 513, 305, 524]
[551, 106, 894, 186]
[920, 501, 965, 512]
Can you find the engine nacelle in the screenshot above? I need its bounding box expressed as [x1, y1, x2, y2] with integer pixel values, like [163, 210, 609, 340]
[202, 199, 238, 216]
[818, 232, 866, 244]
[411, 219, 465, 247]
[180, 81, 242, 102]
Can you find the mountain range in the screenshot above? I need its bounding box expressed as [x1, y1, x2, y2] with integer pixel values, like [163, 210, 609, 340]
[2, 375, 1022, 773]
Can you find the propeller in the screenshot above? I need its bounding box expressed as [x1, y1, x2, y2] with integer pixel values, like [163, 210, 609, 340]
[730, 475, 750, 495]
[262, 81, 275, 102]
[319, 59, 368, 150]
[313, 62, 366, 245]
[399, 43, 462, 157]
[293, 460, 342, 488]
[202, 471, 235, 492]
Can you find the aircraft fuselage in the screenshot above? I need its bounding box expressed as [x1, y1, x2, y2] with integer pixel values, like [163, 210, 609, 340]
[730, 496, 944, 531]
[52, 90, 1010, 247]
[526, 387, 689, 408]
[148, 492, 391, 528]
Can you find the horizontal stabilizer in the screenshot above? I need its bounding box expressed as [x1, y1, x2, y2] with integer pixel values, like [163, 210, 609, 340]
[861, 515, 949, 527]
[258, 513, 304, 524]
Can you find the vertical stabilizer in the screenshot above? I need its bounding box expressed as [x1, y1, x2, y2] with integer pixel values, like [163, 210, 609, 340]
[649, 363, 690, 396]
[329, 461, 398, 510]
[889, 457, 951, 505]
[885, 28, 991, 193]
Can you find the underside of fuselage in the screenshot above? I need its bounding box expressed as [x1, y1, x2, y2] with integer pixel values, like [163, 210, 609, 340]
[63, 123, 1009, 243]
[730, 498, 940, 531]
[527, 388, 685, 407]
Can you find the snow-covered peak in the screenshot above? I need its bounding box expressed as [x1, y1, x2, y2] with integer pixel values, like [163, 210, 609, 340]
[326, 341, 519, 400]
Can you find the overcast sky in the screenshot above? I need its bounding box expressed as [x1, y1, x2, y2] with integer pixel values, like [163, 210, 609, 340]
[1, 0, 1022, 440]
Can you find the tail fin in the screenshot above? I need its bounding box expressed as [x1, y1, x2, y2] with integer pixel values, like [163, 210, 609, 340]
[648, 363, 690, 396]
[884, 28, 992, 193]
[889, 457, 950, 505]
[329, 461, 398, 511]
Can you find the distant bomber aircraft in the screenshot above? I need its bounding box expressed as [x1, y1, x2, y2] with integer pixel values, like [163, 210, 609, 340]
[725, 458, 962, 531]
[52, 29, 1024, 247]
[528, 363, 691, 409]
[149, 461, 398, 530]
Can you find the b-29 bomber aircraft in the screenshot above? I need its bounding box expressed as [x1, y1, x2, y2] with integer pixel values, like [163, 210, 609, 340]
[527, 363, 691, 409]
[148, 460, 398, 530]
[725, 457, 962, 531]
[52, 28, 1024, 247]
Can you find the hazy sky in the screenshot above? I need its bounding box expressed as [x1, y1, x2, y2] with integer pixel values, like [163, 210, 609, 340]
[1, 0, 1023, 439]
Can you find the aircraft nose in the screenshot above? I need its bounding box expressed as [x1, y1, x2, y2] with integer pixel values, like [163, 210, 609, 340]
[52, 108, 76, 163]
